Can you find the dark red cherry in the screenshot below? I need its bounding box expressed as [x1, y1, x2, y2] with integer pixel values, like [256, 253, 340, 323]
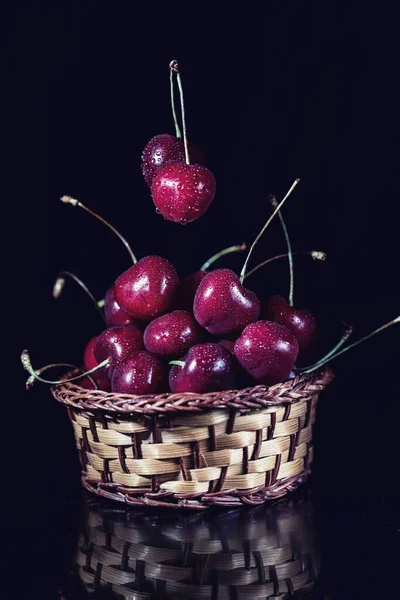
[111, 352, 166, 395]
[144, 310, 202, 358]
[169, 343, 236, 393]
[141, 134, 203, 188]
[262, 295, 317, 356]
[234, 321, 299, 384]
[93, 326, 144, 374]
[151, 162, 216, 224]
[114, 256, 179, 321]
[193, 269, 260, 337]
[83, 336, 111, 391]
[175, 271, 208, 311]
[104, 286, 139, 327]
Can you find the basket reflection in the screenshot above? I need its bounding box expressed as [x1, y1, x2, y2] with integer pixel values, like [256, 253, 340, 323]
[70, 495, 320, 599]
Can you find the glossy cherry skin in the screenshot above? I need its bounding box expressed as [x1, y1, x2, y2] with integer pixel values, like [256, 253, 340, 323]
[93, 325, 144, 377]
[111, 352, 166, 395]
[234, 321, 299, 385]
[144, 310, 202, 358]
[114, 256, 180, 321]
[83, 336, 111, 391]
[151, 162, 216, 224]
[141, 134, 203, 188]
[169, 343, 236, 393]
[175, 271, 208, 311]
[262, 295, 317, 356]
[194, 269, 260, 337]
[104, 286, 139, 327]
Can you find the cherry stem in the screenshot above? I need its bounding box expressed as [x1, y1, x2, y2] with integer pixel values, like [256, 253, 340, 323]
[200, 242, 247, 271]
[169, 360, 185, 367]
[25, 363, 98, 390]
[239, 179, 300, 283]
[170, 68, 182, 139]
[170, 60, 190, 164]
[244, 250, 326, 280]
[269, 194, 294, 306]
[53, 271, 106, 324]
[303, 317, 399, 374]
[60, 196, 137, 264]
[297, 325, 353, 372]
[21, 350, 110, 386]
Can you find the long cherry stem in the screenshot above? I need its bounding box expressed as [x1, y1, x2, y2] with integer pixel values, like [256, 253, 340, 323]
[169, 360, 185, 367]
[53, 271, 105, 324]
[200, 242, 247, 271]
[303, 317, 399, 373]
[60, 196, 137, 264]
[297, 325, 353, 373]
[170, 68, 182, 139]
[170, 60, 189, 165]
[269, 194, 294, 305]
[25, 363, 98, 390]
[244, 250, 326, 280]
[21, 350, 110, 386]
[239, 179, 300, 283]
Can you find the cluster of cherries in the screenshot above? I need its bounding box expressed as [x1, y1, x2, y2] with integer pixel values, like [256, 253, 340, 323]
[80, 247, 318, 395]
[22, 61, 398, 394]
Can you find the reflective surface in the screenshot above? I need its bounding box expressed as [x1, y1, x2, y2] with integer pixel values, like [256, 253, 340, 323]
[64, 492, 320, 598]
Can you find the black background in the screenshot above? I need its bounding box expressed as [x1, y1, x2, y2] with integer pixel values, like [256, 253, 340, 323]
[4, 2, 400, 598]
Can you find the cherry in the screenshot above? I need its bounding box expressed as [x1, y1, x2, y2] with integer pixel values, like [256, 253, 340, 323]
[176, 271, 208, 311]
[176, 243, 246, 310]
[169, 343, 236, 393]
[151, 162, 216, 224]
[193, 269, 260, 337]
[234, 321, 299, 384]
[262, 295, 317, 357]
[112, 352, 166, 395]
[83, 336, 111, 391]
[104, 286, 139, 327]
[144, 310, 202, 358]
[93, 325, 144, 374]
[114, 256, 179, 321]
[141, 134, 203, 188]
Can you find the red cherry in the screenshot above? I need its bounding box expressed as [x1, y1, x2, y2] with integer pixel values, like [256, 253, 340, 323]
[234, 321, 299, 384]
[93, 326, 144, 375]
[111, 352, 166, 395]
[104, 286, 139, 327]
[83, 336, 111, 391]
[169, 343, 236, 393]
[151, 161, 216, 224]
[144, 310, 202, 358]
[141, 134, 203, 188]
[175, 271, 208, 311]
[114, 256, 180, 321]
[193, 269, 260, 337]
[262, 295, 317, 357]
[141, 134, 183, 187]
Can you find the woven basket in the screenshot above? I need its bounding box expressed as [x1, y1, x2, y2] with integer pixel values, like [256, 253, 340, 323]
[67, 496, 320, 599]
[52, 367, 334, 510]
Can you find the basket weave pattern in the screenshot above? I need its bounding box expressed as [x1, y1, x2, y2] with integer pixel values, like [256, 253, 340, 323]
[52, 368, 333, 509]
[71, 499, 320, 598]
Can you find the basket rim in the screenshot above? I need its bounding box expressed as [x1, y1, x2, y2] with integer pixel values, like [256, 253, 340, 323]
[51, 365, 334, 415]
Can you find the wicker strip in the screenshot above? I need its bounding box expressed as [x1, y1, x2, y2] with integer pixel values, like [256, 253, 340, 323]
[65, 497, 320, 599]
[52, 367, 333, 508]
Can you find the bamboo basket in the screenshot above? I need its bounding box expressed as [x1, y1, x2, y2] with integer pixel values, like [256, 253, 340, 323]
[66, 495, 320, 599]
[52, 366, 333, 510]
